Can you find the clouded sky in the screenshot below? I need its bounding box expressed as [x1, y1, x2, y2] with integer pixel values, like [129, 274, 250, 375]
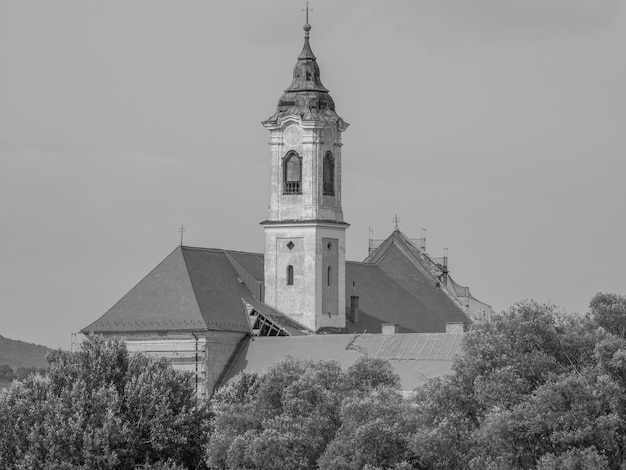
[1, 0, 625, 348]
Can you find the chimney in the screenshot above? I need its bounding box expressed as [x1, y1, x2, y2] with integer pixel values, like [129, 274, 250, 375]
[350, 295, 360, 323]
[382, 323, 399, 335]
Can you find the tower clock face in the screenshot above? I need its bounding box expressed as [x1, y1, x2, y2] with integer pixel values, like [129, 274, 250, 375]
[284, 125, 302, 146]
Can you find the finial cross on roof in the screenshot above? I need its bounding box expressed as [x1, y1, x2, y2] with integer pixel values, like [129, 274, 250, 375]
[302, 2, 313, 26]
[179, 225, 186, 246]
[393, 214, 401, 231]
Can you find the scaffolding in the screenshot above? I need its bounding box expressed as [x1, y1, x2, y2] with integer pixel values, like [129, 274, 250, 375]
[368, 230, 427, 255]
[125, 338, 208, 399]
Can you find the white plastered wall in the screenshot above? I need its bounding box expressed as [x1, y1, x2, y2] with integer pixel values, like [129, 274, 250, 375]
[263, 222, 346, 331]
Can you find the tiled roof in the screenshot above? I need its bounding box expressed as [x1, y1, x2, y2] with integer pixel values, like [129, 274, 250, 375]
[82, 229, 477, 336]
[365, 230, 492, 321]
[346, 332, 464, 361]
[226, 251, 264, 282]
[345, 262, 468, 333]
[345, 230, 472, 333]
[182, 247, 254, 331]
[82, 247, 251, 334]
[237, 230, 472, 334]
[224, 333, 464, 391]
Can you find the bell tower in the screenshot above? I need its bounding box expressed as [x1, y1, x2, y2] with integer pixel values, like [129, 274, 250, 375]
[261, 17, 349, 332]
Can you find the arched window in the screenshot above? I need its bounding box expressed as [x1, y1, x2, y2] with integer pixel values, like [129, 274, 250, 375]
[283, 152, 302, 194]
[327, 266, 332, 286]
[287, 265, 294, 285]
[323, 152, 334, 196]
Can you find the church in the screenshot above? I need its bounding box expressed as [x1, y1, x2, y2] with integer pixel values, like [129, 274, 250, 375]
[81, 17, 492, 398]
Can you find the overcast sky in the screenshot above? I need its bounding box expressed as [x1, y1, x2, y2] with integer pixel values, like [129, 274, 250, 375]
[1, 0, 625, 348]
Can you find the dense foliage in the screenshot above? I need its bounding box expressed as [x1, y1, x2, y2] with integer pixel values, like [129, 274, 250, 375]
[3, 292, 626, 469]
[205, 356, 410, 470]
[0, 336, 208, 469]
[0, 364, 46, 384]
[411, 293, 626, 469]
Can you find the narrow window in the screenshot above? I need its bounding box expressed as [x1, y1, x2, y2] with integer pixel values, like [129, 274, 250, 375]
[327, 266, 332, 286]
[323, 152, 334, 195]
[287, 265, 294, 285]
[283, 152, 302, 194]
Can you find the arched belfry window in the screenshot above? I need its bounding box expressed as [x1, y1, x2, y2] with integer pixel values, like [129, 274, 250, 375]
[323, 152, 334, 196]
[283, 152, 302, 194]
[287, 265, 294, 285]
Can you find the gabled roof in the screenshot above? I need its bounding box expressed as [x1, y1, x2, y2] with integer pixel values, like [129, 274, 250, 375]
[364, 230, 492, 322]
[82, 246, 252, 334]
[223, 333, 464, 391]
[83, 229, 484, 336]
[344, 231, 472, 333]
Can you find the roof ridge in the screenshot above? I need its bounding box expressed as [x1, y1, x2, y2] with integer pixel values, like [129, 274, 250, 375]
[388, 241, 472, 323]
[82, 246, 188, 333]
[392, 234, 490, 318]
[179, 247, 209, 329]
[224, 248, 263, 257]
[391, 235, 440, 283]
[181, 245, 263, 257]
[346, 260, 377, 266]
[356, 331, 463, 338]
[391, 238, 467, 312]
[362, 231, 397, 264]
[354, 234, 474, 327]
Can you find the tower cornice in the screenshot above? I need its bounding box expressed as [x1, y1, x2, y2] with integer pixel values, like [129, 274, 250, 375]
[260, 219, 350, 228]
[262, 114, 349, 133]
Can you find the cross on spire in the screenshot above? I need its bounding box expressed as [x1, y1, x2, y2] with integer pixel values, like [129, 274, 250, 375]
[302, 2, 312, 26]
[393, 214, 401, 231]
[302, 2, 313, 37]
[178, 225, 186, 246]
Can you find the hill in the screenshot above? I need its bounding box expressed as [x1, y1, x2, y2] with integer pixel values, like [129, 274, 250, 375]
[0, 334, 51, 370]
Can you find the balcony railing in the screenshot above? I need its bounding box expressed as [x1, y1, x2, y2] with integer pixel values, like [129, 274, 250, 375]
[284, 181, 301, 194]
[323, 182, 334, 195]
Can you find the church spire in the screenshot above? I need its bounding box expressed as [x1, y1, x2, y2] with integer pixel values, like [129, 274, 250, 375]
[264, 13, 346, 125]
[284, 13, 328, 94]
[298, 4, 315, 62]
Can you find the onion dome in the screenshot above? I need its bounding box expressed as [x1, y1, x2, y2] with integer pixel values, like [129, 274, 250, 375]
[264, 21, 345, 125]
[284, 23, 329, 94]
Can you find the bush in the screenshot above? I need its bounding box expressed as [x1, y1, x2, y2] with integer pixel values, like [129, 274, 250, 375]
[0, 336, 208, 469]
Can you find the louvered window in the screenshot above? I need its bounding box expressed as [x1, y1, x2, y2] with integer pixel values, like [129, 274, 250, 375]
[323, 152, 334, 195]
[283, 152, 302, 194]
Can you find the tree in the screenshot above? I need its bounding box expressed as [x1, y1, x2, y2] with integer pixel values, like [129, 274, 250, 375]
[470, 370, 626, 469]
[0, 364, 15, 383]
[206, 358, 347, 470]
[535, 447, 610, 470]
[206, 356, 408, 470]
[0, 336, 208, 470]
[318, 388, 418, 470]
[346, 356, 400, 391]
[589, 292, 626, 339]
[407, 298, 626, 469]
